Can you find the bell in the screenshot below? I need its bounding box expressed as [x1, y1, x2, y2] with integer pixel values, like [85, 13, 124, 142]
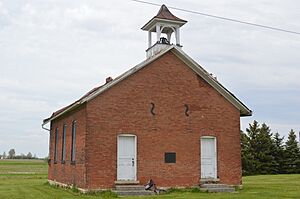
[159, 37, 169, 44]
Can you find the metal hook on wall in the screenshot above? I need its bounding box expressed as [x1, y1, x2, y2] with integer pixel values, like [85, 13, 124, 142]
[184, 104, 189, 116]
[150, 102, 156, 116]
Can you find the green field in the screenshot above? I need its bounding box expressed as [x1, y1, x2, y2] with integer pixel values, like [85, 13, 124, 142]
[0, 160, 300, 199]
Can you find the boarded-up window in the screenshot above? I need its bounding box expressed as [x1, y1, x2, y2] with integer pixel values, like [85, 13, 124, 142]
[71, 121, 76, 163]
[54, 128, 58, 163]
[61, 124, 66, 163]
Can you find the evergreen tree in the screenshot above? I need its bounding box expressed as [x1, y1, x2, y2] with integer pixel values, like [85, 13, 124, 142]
[241, 121, 300, 175]
[272, 132, 285, 174]
[241, 130, 253, 175]
[284, 129, 300, 173]
[254, 123, 276, 174]
[246, 120, 261, 175]
[243, 121, 278, 175]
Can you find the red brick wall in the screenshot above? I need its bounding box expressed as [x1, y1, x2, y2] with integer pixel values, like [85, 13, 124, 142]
[48, 105, 87, 188]
[85, 51, 242, 189]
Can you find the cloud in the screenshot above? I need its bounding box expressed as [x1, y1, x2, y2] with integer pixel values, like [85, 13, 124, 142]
[0, 0, 299, 156]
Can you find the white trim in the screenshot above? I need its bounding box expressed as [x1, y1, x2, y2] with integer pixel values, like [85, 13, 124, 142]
[161, 25, 176, 33]
[156, 25, 161, 42]
[84, 45, 252, 114]
[175, 27, 180, 45]
[148, 31, 152, 48]
[117, 134, 137, 181]
[142, 18, 186, 32]
[200, 136, 217, 179]
[201, 136, 216, 139]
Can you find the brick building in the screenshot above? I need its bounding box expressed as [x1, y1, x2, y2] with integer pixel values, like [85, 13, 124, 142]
[42, 5, 252, 191]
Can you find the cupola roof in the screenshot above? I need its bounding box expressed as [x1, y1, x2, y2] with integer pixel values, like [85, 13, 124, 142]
[142, 4, 187, 31]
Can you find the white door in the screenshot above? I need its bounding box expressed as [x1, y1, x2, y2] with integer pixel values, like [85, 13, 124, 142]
[201, 137, 217, 179]
[117, 135, 136, 180]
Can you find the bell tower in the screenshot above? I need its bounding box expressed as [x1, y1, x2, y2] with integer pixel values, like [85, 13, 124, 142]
[141, 5, 187, 58]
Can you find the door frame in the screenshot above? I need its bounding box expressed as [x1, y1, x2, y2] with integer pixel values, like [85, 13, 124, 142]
[117, 134, 137, 181]
[200, 136, 217, 179]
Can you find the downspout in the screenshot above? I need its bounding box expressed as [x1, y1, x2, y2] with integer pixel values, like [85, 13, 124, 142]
[42, 121, 51, 166]
[42, 122, 50, 131]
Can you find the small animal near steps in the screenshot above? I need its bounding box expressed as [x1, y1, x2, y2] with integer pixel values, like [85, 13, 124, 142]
[113, 179, 166, 196]
[144, 179, 166, 194]
[200, 183, 236, 193]
[113, 185, 154, 196]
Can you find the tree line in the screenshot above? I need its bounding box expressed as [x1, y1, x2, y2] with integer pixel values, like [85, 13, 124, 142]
[241, 120, 300, 175]
[0, 149, 38, 159]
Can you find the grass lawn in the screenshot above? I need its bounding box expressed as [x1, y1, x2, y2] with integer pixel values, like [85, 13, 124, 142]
[0, 160, 300, 199]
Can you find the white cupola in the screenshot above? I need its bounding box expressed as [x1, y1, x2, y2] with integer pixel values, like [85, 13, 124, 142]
[141, 5, 187, 58]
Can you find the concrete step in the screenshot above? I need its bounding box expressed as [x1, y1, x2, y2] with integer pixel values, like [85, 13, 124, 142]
[114, 184, 154, 196]
[200, 187, 235, 193]
[201, 184, 232, 188]
[200, 183, 235, 193]
[115, 185, 145, 191]
[113, 190, 154, 196]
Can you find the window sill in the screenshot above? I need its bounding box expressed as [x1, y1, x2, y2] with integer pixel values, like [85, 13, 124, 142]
[61, 160, 65, 164]
[70, 161, 76, 165]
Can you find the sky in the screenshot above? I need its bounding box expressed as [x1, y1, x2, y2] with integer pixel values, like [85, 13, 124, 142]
[0, 0, 299, 157]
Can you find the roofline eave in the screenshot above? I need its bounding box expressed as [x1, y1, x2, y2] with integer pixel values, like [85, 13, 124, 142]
[43, 44, 252, 125]
[42, 101, 82, 126]
[42, 46, 176, 124]
[141, 17, 187, 31]
[84, 45, 175, 102]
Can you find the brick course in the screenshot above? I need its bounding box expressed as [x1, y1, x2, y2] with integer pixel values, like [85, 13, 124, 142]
[48, 51, 242, 189]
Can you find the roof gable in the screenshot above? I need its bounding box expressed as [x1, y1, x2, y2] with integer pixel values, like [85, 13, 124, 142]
[141, 5, 187, 31]
[155, 4, 186, 22]
[43, 45, 251, 125]
[171, 47, 252, 116]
